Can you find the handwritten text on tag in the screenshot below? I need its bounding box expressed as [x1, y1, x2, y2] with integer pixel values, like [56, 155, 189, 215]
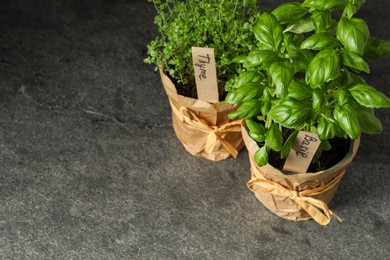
[191, 47, 219, 103]
[283, 131, 322, 173]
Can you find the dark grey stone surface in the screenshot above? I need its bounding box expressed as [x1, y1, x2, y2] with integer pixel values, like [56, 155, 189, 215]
[0, 0, 389, 259]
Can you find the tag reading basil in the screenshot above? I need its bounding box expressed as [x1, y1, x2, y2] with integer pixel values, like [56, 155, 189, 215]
[191, 47, 219, 103]
[283, 131, 322, 173]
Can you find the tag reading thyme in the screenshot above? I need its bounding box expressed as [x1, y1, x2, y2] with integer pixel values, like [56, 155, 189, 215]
[283, 131, 322, 173]
[191, 47, 219, 103]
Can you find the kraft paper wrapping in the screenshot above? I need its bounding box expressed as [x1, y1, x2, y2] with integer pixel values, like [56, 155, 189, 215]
[242, 125, 360, 225]
[159, 68, 244, 161]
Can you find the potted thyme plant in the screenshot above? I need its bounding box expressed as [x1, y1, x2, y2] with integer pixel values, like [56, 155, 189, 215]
[225, 0, 390, 224]
[144, 0, 260, 161]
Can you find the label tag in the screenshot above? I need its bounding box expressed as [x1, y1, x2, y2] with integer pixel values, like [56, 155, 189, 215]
[191, 47, 219, 103]
[283, 131, 322, 173]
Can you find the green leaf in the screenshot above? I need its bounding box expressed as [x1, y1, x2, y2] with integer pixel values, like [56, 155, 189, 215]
[269, 99, 310, 128]
[230, 55, 246, 64]
[333, 104, 361, 139]
[247, 119, 267, 142]
[333, 89, 349, 106]
[284, 18, 315, 34]
[261, 101, 272, 116]
[284, 33, 305, 47]
[344, 0, 366, 18]
[337, 17, 369, 55]
[234, 72, 263, 88]
[250, 132, 266, 143]
[271, 2, 307, 24]
[343, 3, 357, 19]
[288, 79, 312, 100]
[306, 49, 341, 88]
[364, 37, 390, 59]
[312, 88, 325, 111]
[269, 62, 294, 99]
[225, 83, 263, 104]
[311, 10, 333, 32]
[228, 100, 262, 119]
[341, 49, 370, 73]
[253, 12, 283, 52]
[266, 123, 283, 152]
[348, 84, 390, 108]
[302, 0, 346, 10]
[301, 32, 338, 51]
[246, 119, 266, 135]
[245, 50, 279, 67]
[286, 43, 314, 72]
[353, 105, 382, 134]
[317, 114, 340, 140]
[281, 130, 299, 158]
[342, 69, 367, 86]
[254, 145, 269, 167]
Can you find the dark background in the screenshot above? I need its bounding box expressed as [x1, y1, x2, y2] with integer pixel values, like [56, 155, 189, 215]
[0, 0, 389, 259]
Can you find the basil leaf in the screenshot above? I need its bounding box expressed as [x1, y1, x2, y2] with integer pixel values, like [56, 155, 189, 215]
[288, 79, 312, 100]
[337, 17, 369, 56]
[301, 32, 338, 51]
[341, 69, 367, 86]
[302, 0, 346, 10]
[269, 99, 310, 128]
[269, 62, 294, 99]
[235, 72, 263, 88]
[364, 37, 390, 59]
[253, 12, 283, 52]
[281, 130, 299, 158]
[341, 49, 370, 73]
[254, 146, 269, 167]
[317, 114, 340, 140]
[284, 18, 315, 34]
[261, 101, 272, 116]
[333, 104, 361, 139]
[284, 33, 305, 47]
[228, 100, 262, 119]
[250, 133, 266, 143]
[333, 89, 349, 106]
[348, 84, 390, 108]
[246, 119, 266, 135]
[344, 3, 357, 19]
[271, 2, 307, 24]
[286, 43, 314, 72]
[353, 105, 382, 134]
[311, 10, 333, 32]
[230, 55, 246, 64]
[266, 123, 283, 152]
[245, 50, 279, 67]
[225, 83, 263, 104]
[312, 88, 325, 111]
[306, 49, 341, 88]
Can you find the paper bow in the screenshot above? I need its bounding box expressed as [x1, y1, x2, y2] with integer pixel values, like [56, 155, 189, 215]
[247, 156, 344, 225]
[169, 99, 242, 158]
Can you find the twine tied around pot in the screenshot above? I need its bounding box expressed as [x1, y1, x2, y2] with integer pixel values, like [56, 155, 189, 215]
[169, 99, 242, 158]
[248, 155, 344, 226]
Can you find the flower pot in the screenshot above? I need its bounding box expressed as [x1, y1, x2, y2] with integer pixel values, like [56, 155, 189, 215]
[159, 68, 244, 161]
[241, 125, 360, 225]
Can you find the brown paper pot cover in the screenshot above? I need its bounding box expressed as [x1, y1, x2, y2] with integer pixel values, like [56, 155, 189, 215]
[242, 125, 360, 225]
[159, 68, 244, 161]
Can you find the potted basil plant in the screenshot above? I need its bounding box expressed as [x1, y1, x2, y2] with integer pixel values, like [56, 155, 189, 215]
[226, 0, 390, 225]
[144, 0, 260, 161]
